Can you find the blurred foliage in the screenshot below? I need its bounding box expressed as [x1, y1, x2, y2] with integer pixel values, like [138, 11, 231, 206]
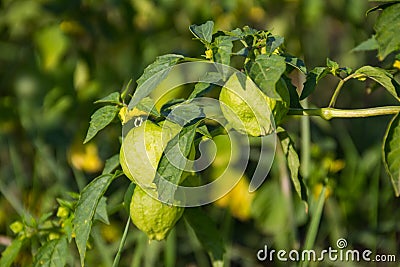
[0, 0, 399, 266]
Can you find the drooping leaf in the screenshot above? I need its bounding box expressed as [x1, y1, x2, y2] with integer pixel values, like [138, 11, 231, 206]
[282, 76, 302, 109]
[277, 128, 308, 204]
[246, 54, 286, 99]
[383, 113, 400, 196]
[300, 67, 329, 100]
[154, 122, 200, 204]
[374, 3, 400, 59]
[33, 237, 68, 267]
[352, 37, 379, 52]
[184, 208, 225, 267]
[84, 105, 119, 144]
[73, 174, 116, 266]
[94, 92, 121, 105]
[130, 54, 184, 109]
[0, 238, 24, 267]
[284, 55, 307, 74]
[102, 154, 120, 174]
[354, 66, 400, 101]
[189, 21, 214, 44]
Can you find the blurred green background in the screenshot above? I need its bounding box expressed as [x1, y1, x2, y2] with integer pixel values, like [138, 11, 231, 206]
[0, 0, 399, 266]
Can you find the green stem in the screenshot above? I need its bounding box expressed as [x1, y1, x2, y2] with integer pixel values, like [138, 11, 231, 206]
[112, 217, 131, 267]
[300, 99, 311, 179]
[288, 106, 400, 120]
[328, 74, 356, 107]
[300, 185, 327, 267]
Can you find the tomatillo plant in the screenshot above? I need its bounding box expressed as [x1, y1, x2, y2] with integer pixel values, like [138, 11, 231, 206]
[2, 2, 400, 267]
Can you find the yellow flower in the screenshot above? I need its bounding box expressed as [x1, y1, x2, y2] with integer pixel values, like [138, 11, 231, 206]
[215, 174, 255, 221]
[393, 60, 400, 70]
[69, 143, 103, 173]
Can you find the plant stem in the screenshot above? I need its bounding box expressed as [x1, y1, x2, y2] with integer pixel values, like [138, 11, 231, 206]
[300, 99, 311, 179]
[300, 185, 327, 267]
[112, 217, 131, 267]
[288, 106, 400, 120]
[328, 74, 355, 107]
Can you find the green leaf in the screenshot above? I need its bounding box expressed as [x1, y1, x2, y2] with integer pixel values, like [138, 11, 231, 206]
[374, 3, 400, 59]
[84, 105, 119, 144]
[94, 197, 109, 224]
[282, 76, 302, 109]
[326, 58, 340, 75]
[300, 67, 329, 100]
[212, 36, 234, 69]
[277, 128, 308, 204]
[73, 174, 115, 266]
[196, 125, 212, 139]
[184, 208, 225, 267]
[352, 37, 379, 52]
[354, 66, 400, 101]
[130, 54, 184, 109]
[154, 122, 199, 204]
[284, 55, 307, 74]
[94, 92, 121, 105]
[123, 182, 136, 213]
[162, 101, 205, 126]
[136, 97, 160, 117]
[265, 35, 284, 54]
[0, 238, 24, 267]
[383, 113, 400, 196]
[33, 237, 68, 267]
[189, 21, 214, 44]
[246, 54, 286, 99]
[102, 154, 120, 175]
[188, 72, 222, 100]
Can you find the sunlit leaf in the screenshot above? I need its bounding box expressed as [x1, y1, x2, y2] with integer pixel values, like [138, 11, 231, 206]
[84, 105, 119, 144]
[33, 237, 68, 267]
[189, 21, 214, 44]
[374, 3, 400, 59]
[95, 92, 121, 105]
[130, 54, 184, 109]
[352, 37, 379, 52]
[383, 114, 400, 196]
[184, 208, 225, 267]
[354, 66, 400, 101]
[73, 174, 116, 266]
